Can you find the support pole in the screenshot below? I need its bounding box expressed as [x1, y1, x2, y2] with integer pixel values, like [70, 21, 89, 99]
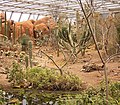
[9, 11, 13, 20]
[36, 14, 39, 20]
[18, 12, 23, 22]
[28, 13, 32, 20]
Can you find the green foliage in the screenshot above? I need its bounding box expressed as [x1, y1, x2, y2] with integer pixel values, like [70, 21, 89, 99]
[0, 82, 119, 104]
[0, 89, 5, 105]
[18, 34, 30, 52]
[25, 55, 29, 68]
[57, 82, 120, 105]
[8, 62, 25, 86]
[79, 29, 91, 56]
[6, 62, 120, 104]
[26, 67, 82, 91]
[7, 63, 82, 91]
[116, 27, 120, 45]
[56, 13, 91, 60]
[58, 22, 76, 48]
[109, 82, 120, 103]
[18, 34, 30, 45]
[28, 41, 32, 68]
[58, 27, 70, 43]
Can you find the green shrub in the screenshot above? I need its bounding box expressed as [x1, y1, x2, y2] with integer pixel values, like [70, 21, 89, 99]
[57, 82, 120, 105]
[0, 88, 6, 105]
[109, 82, 120, 102]
[8, 62, 25, 86]
[26, 67, 83, 91]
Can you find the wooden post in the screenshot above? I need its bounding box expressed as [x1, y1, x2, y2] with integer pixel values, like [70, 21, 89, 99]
[13, 23, 16, 44]
[7, 19, 11, 40]
[0, 19, 2, 33]
[4, 11, 7, 39]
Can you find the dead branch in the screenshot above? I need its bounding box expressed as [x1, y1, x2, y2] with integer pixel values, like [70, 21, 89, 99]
[41, 50, 63, 75]
[77, 0, 108, 104]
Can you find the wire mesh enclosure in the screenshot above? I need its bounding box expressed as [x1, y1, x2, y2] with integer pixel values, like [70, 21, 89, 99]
[0, 0, 119, 21]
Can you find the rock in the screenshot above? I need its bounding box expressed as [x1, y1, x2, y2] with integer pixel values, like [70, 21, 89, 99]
[0, 56, 3, 59]
[0, 50, 4, 56]
[20, 51, 26, 58]
[35, 46, 39, 49]
[82, 63, 103, 72]
[4, 51, 11, 56]
[13, 85, 21, 88]
[22, 98, 28, 105]
[8, 98, 20, 104]
[14, 51, 19, 58]
[32, 60, 39, 66]
[114, 73, 118, 76]
[0, 67, 7, 74]
[81, 69, 86, 72]
[49, 101, 54, 105]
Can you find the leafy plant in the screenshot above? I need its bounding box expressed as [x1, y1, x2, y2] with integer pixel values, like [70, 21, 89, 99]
[0, 82, 119, 105]
[8, 62, 25, 86]
[0, 89, 5, 105]
[26, 67, 83, 91]
[57, 82, 120, 105]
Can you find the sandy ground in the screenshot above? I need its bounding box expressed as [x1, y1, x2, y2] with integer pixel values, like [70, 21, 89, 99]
[0, 45, 120, 89]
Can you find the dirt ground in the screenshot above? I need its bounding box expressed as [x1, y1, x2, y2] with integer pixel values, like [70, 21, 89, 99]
[0, 45, 120, 89]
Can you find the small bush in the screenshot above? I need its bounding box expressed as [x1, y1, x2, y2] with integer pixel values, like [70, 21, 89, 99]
[26, 67, 83, 91]
[57, 82, 120, 105]
[8, 62, 25, 86]
[0, 90, 4, 104]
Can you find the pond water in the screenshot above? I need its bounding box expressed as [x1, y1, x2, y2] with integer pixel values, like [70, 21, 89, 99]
[3, 89, 81, 105]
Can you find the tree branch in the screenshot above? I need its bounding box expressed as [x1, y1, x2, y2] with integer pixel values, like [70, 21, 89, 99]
[77, 0, 108, 104]
[41, 51, 63, 75]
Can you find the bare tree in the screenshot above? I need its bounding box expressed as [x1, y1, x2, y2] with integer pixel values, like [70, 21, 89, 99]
[77, 0, 109, 104]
